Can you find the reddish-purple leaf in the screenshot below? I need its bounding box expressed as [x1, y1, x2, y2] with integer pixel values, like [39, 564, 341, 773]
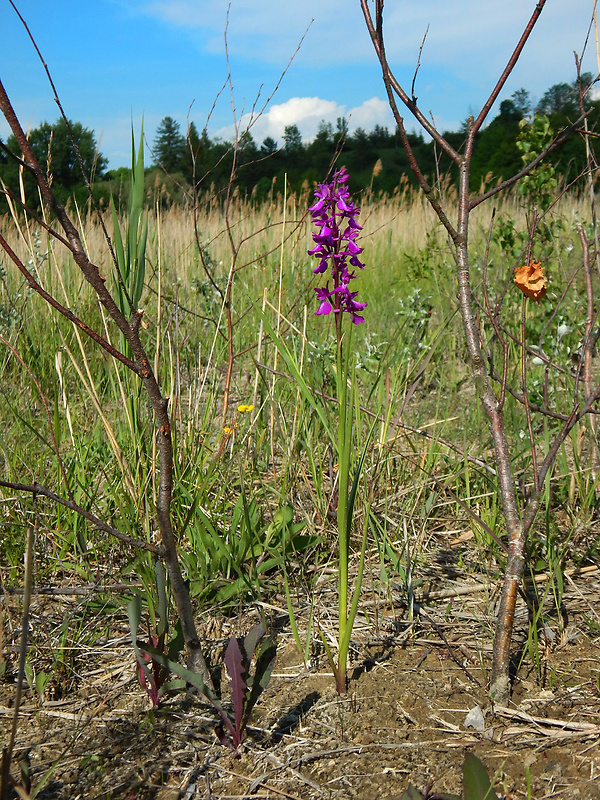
[214, 722, 239, 751]
[224, 636, 248, 741]
[242, 637, 276, 729]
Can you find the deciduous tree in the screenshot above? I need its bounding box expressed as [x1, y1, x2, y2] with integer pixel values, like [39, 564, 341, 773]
[0, 116, 106, 206]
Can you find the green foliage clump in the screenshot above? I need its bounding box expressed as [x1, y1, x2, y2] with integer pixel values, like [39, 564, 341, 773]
[516, 114, 557, 212]
[0, 116, 106, 208]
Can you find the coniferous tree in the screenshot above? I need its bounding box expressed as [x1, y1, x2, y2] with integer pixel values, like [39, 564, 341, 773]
[335, 116, 349, 147]
[511, 88, 532, 118]
[3, 72, 596, 211]
[282, 124, 304, 179]
[260, 137, 278, 155]
[184, 121, 213, 185]
[369, 124, 392, 147]
[283, 124, 303, 154]
[153, 116, 186, 173]
[538, 83, 578, 116]
[305, 121, 335, 178]
[349, 127, 376, 169]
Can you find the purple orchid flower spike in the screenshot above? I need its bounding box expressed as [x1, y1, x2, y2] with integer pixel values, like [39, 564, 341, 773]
[315, 285, 334, 316]
[308, 167, 367, 325]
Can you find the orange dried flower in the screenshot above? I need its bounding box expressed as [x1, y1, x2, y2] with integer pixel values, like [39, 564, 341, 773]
[514, 260, 547, 301]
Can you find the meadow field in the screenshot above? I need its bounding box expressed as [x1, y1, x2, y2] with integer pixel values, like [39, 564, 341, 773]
[1, 181, 600, 799]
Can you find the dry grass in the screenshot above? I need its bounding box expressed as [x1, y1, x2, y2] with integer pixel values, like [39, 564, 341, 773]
[1, 183, 591, 299]
[1, 182, 600, 798]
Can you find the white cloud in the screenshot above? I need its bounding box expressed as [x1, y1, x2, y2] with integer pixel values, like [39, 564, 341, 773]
[121, 1, 598, 126]
[215, 96, 395, 145]
[345, 98, 394, 132]
[255, 97, 340, 140]
[139, 1, 327, 59]
[132, 0, 595, 80]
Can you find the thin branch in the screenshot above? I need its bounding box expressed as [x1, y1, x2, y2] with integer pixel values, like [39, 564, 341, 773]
[521, 297, 539, 488]
[579, 223, 599, 477]
[1, 525, 33, 798]
[0, 55, 213, 686]
[6, 0, 130, 308]
[360, 0, 461, 165]
[0, 336, 72, 500]
[471, 0, 548, 135]
[0, 230, 137, 372]
[0, 172, 71, 249]
[0, 480, 161, 554]
[411, 26, 429, 102]
[0, 80, 138, 345]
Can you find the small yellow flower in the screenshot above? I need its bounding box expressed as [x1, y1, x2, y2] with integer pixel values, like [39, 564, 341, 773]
[222, 425, 237, 438]
[237, 404, 254, 413]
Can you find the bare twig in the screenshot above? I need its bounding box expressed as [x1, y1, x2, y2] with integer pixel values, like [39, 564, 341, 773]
[411, 26, 429, 102]
[0, 67, 213, 687]
[0, 480, 161, 554]
[360, 0, 596, 704]
[0, 336, 72, 500]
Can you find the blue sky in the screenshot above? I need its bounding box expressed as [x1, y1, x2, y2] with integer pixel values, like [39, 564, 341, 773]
[0, 0, 598, 169]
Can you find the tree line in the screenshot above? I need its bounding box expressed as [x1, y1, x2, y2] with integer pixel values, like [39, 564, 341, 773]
[0, 74, 597, 211]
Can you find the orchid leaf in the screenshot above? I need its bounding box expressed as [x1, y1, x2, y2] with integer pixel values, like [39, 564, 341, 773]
[221, 625, 277, 741]
[346, 417, 376, 542]
[399, 786, 425, 800]
[155, 559, 168, 639]
[431, 795, 460, 800]
[127, 596, 159, 705]
[157, 677, 186, 700]
[242, 635, 276, 730]
[139, 642, 238, 746]
[167, 619, 184, 660]
[224, 636, 249, 742]
[214, 722, 238, 750]
[242, 622, 266, 665]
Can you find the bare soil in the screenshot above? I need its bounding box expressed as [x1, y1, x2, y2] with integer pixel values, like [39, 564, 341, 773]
[1, 565, 600, 800]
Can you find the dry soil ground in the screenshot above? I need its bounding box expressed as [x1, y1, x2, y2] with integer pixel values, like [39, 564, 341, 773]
[1, 560, 600, 800]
